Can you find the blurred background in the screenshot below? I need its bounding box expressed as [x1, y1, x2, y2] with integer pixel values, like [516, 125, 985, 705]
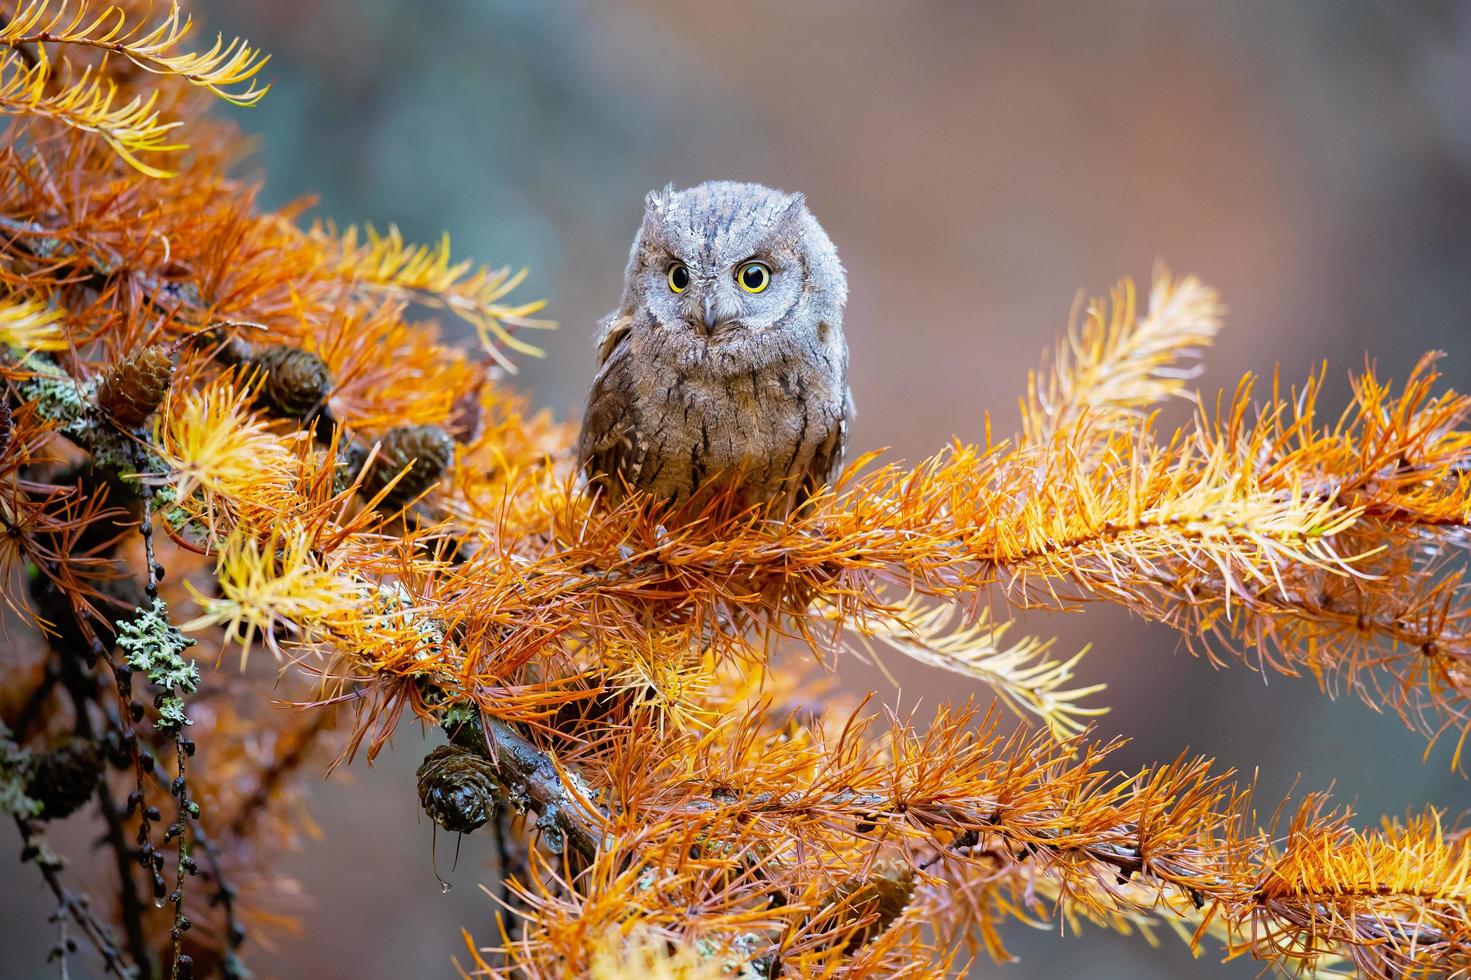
[7, 1, 1471, 976]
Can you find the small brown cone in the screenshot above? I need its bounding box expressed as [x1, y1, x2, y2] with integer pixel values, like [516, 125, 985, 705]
[818, 860, 915, 952]
[250, 344, 333, 419]
[26, 736, 103, 819]
[361, 424, 455, 508]
[416, 743, 499, 834]
[96, 345, 174, 428]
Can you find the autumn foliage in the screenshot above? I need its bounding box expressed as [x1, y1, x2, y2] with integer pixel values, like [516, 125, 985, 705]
[0, 3, 1468, 978]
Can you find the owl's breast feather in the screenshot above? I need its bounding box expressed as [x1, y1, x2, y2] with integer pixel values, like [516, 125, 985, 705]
[623, 334, 847, 503]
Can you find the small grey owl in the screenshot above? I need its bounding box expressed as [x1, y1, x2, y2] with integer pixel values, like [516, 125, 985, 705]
[578, 181, 851, 511]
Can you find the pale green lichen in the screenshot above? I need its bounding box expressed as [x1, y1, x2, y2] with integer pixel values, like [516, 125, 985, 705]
[693, 934, 769, 979]
[152, 482, 196, 533]
[5, 346, 166, 474]
[85, 423, 146, 474]
[116, 598, 199, 732]
[156, 697, 191, 731]
[439, 701, 478, 729]
[10, 348, 94, 429]
[6, 347, 158, 501]
[0, 724, 41, 819]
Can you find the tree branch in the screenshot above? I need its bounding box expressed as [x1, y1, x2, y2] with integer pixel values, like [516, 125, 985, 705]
[480, 716, 604, 863]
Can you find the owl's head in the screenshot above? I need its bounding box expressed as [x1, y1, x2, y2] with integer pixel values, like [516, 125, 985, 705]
[618, 181, 846, 349]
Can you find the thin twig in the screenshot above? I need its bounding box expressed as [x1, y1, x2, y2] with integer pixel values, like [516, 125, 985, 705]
[138, 484, 192, 980]
[45, 572, 153, 974]
[51, 897, 71, 980]
[14, 815, 131, 979]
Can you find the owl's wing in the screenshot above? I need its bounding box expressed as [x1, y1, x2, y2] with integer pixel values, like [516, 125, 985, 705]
[800, 387, 853, 500]
[577, 338, 642, 498]
[593, 310, 634, 367]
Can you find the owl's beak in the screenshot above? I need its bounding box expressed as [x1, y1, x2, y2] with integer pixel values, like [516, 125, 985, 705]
[693, 294, 736, 337]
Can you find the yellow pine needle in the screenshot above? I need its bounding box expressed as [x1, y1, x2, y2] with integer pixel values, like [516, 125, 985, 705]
[1, 0, 270, 105]
[1035, 805, 1471, 977]
[0, 294, 68, 351]
[0, 48, 183, 177]
[316, 223, 553, 371]
[341, 581, 446, 669]
[154, 375, 300, 529]
[1264, 808, 1471, 908]
[991, 413, 1373, 619]
[586, 928, 729, 980]
[826, 594, 1106, 738]
[1039, 873, 1356, 978]
[181, 523, 354, 667]
[1024, 265, 1225, 444]
[600, 633, 715, 733]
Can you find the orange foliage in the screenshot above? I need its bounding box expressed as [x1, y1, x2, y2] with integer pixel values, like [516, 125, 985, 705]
[0, 3, 1467, 979]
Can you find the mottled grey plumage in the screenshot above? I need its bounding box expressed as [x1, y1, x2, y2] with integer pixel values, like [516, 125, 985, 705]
[578, 181, 851, 510]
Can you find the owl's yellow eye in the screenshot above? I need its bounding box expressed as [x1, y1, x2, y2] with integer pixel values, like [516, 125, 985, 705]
[737, 262, 771, 294]
[667, 262, 690, 293]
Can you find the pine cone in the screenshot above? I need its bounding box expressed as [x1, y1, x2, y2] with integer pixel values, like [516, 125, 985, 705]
[818, 860, 915, 952]
[26, 736, 103, 819]
[250, 344, 333, 420]
[415, 743, 499, 834]
[361, 424, 455, 508]
[96, 344, 174, 428]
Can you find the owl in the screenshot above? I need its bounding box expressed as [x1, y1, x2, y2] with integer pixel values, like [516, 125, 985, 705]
[578, 181, 851, 512]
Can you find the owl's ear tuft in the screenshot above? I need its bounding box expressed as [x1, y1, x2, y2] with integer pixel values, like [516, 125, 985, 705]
[644, 183, 676, 214]
[641, 183, 675, 237]
[763, 191, 808, 237]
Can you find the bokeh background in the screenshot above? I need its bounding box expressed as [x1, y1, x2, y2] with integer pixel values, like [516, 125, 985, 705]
[6, 1, 1471, 976]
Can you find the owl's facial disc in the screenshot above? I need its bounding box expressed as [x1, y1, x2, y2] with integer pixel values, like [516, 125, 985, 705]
[646, 256, 747, 338]
[638, 244, 800, 343]
[676, 251, 792, 335]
